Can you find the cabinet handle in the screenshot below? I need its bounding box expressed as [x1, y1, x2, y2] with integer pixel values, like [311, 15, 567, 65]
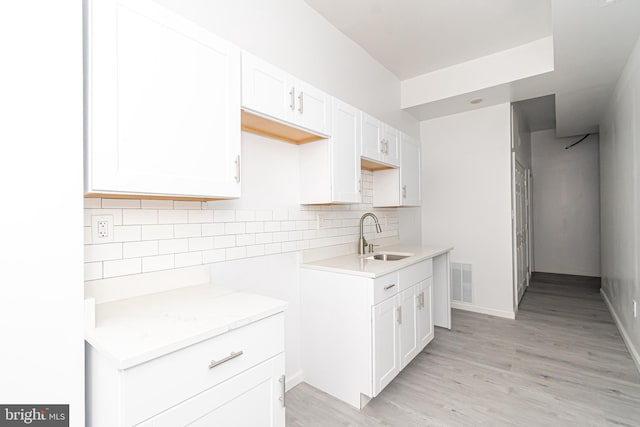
[419, 292, 424, 309]
[298, 91, 304, 114]
[279, 375, 286, 407]
[385, 140, 389, 154]
[384, 284, 396, 291]
[208, 350, 243, 369]
[380, 139, 385, 154]
[234, 155, 241, 183]
[289, 87, 295, 111]
[358, 179, 362, 193]
[402, 185, 407, 198]
[397, 306, 402, 324]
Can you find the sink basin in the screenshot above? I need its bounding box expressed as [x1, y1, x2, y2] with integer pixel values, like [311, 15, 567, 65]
[365, 253, 410, 261]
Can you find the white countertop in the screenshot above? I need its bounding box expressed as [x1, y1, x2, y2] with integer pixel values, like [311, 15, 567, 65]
[301, 244, 453, 278]
[85, 284, 287, 370]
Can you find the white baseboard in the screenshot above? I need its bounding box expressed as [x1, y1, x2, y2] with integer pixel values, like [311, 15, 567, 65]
[601, 289, 640, 374]
[451, 301, 516, 319]
[285, 370, 304, 391]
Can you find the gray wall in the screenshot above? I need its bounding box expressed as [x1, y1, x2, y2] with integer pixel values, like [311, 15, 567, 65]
[531, 130, 600, 277]
[600, 34, 640, 367]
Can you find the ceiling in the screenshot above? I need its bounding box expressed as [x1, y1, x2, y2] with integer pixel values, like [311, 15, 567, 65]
[514, 95, 556, 132]
[305, 0, 640, 136]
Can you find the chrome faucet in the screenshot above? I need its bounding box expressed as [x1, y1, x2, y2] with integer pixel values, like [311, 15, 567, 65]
[359, 213, 382, 254]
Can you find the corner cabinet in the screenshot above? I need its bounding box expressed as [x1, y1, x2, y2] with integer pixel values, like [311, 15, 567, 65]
[86, 313, 286, 427]
[299, 98, 361, 204]
[301, 259, 434, 409]
[372, 132, 421, 207]
[85, 0, 241, 199]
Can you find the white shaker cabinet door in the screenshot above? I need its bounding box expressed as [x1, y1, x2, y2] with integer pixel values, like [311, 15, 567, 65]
[400, 133, 422, 206]
[241, 51, 294, 124]
[361, 112, 382, 161]
[331, 98, 361, 203]
[151, 354, 285, 427]
[293, 79, 331, 136]
[86, 0, 241, 198]
[372, 296, 400, 396]
[417, 278, 434, 349]
[381, 124, 400, 167]
[399, 286, 419, 369]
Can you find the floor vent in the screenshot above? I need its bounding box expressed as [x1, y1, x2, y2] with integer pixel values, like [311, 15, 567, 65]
[451, 262, 472, 303]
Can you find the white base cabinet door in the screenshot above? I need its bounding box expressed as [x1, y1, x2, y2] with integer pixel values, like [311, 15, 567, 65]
[150, 354, 285, 427]
[85, 0, 241, 199]
[399, 287, 419, 369]
[417, 278, 434, 348]
[372, 296, 400, 396]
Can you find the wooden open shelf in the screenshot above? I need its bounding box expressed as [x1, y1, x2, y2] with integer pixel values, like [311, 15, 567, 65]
[85, 193, 224, 202]
[241, 110, 325, 144]
[361, 158, 396, 171]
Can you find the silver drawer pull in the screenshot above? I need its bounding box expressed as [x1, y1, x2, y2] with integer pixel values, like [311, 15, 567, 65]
[384, 284, 396, 291]
[208, 351, 243, 369]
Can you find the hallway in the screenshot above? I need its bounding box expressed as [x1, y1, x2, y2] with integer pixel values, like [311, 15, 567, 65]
[286, 274, 640, 426]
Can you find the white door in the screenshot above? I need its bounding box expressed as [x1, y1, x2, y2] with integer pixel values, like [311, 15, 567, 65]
[400, 134, 421, 206]
[381, 124, 400, 166]
[294, 80, 331, 136]
[399, 287, 418, 369]
[151, 354, 285, 427]
[361, 113, 382, 161]
[514, 160, 528, 304]
[87, 0, 241, 198]
[331, 99, 361, 203]
[241, 51, 294, 124]
[372, 296, 399, 396]
[417, 278, 434, 349]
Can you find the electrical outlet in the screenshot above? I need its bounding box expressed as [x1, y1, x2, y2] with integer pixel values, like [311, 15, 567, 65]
[92, 215, 114, 243]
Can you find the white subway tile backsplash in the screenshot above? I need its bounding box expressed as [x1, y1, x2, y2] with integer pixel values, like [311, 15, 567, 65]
[214, 235, 236, 249]
[103, 258, 141, 278]
[141, 199, 174, 209]
[85, 243, 122, 262]
[123, 241, 158, 258]
[142, 254, 175, 272]
[123, 209, 158, 225]
[102, 199, 141, 209]
[225, 222, 246, 235]
[188, 210, 214, 223]
[83, 171, 401, 280]
[159, 238, 189, 255]
[159, 209, 188, 224]
[175, 251, 202, 268]
[174, 201, 202, 210]
[202, 223, 225, 236]
[188, 237, 214, 251]
[142, 225, 174, 240]
[114, 225, 142, 242]
[214, 210, 235, 222]
[174, 224, 201, 238]
[84, 262, 102, 281]
[202, 249, 225, 264]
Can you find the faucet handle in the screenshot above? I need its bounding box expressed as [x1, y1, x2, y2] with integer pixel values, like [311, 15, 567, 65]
[368, 243, 380, 253]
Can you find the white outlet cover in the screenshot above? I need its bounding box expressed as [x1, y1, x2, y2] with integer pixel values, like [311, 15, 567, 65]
[92, 215, 114, 243]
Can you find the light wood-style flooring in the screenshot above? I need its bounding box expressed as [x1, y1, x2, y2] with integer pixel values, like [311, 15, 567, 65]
[286, 273, 640, 426]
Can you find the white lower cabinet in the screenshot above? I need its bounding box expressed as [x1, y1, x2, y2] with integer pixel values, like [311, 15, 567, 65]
[301, 259, 434, 409]
[86, 314, 285, 427]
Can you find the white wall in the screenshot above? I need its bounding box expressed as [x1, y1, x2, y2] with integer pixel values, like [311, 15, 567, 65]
[156, 0, 418, 138]
[512, 104, 532, 169]
[600, 34, 640, 368]
[531, 130, 600, 276]
[421, 103, 515, 318]
[0, 2, 84, 423]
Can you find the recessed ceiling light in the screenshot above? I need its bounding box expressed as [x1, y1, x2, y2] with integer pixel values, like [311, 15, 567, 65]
[470, 98, 483, 105]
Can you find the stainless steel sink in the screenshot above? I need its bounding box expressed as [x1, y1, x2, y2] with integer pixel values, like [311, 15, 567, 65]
[365, 253, 410, 261]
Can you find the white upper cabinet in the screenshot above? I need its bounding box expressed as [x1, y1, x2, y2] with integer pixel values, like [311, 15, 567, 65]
[85, 0, 241, 199]
[361, 113, 400, 167]
[241, 52, 331, 137]
[400, 133, 422, 206]
[300, 98, 361, 204]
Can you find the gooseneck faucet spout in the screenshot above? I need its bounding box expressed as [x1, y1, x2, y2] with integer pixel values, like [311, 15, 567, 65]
[359, 213, 382, 254]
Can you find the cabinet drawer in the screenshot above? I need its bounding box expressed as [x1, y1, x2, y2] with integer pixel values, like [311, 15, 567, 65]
[399, 260, 433, 291]
[373, 272, 399, 305]
[121, 313, 284, 426]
